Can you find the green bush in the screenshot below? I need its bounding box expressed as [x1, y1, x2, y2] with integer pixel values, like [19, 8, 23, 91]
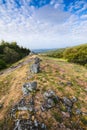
[0, 40, 31, 70]
[0, 59, 6, 70]
[3, 47, 20, 63]
[63, 44, 87, 65]
[46, 43, 87, 66]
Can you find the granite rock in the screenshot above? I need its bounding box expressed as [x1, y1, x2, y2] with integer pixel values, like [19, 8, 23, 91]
[22, 82, 37, 95]
[30, 63, 40, 74]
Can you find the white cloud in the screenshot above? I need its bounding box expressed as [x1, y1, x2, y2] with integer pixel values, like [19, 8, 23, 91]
[80, 14, 87, 19]
[33, 4, 70, 24]
[0, 0, 87, 49]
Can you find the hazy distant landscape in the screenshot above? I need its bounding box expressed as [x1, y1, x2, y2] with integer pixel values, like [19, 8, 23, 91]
[32, 48, 57, 53]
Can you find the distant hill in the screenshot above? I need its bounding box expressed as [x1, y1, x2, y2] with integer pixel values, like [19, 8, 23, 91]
[64, 43, 87, 65]
[32, 48, 57, 53]
[46, 43, 87, 66]
[46, 48, 65, 58]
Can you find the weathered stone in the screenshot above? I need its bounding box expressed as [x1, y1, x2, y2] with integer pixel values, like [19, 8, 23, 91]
[18, 98, 26, 107]
[66, 106, 72, 113]
[41, 99, 55, 112]
[30, 57, 41, 74]
[30, 63, 40, 73]
[41, 123, 47, 129]
[43, 90, 56, 99]
[71, 97, 78, 103]
[46, 98, 55, 108]
[34, 119, 39, 127]
[14, 119, 21, 130]
[14, 118, 47, 130]
[41, 105, 46, 112]
[41, 90, 59, 111]
[63, 97, 73, 107]
[18, 106, 28, 111]
[22, 82, 37, 95]
[76, 109, 82, 115]
[10, 104, 18, 117]
[34, 57, 41, 64]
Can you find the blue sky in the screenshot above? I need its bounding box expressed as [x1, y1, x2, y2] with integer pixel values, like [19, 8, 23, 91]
[0, 0, 87, 49]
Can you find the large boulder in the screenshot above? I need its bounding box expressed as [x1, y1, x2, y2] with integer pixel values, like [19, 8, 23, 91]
[30, 63, 40, 74]
[41, 90, 59, 111]
[63, 97, 73, 107]
[22, 81, 37, 95]
[30, 57, 42, 74]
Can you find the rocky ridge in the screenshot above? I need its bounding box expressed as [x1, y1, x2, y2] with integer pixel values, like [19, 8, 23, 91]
[0, 56, 87, 130]
[7, 57, 84, 130]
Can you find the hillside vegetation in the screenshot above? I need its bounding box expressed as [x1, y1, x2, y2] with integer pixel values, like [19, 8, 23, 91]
[46, 44, 87, 66]
[46, 48, 65, 58]
[0, 55, 87, 130]
[0, 40, 30, 70]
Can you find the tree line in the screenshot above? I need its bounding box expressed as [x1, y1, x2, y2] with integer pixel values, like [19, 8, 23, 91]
[0, 40, 30, 70]
[46, 44, 87, 66]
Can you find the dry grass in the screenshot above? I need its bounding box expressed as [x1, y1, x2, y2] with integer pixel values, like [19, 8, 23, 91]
[0, 55, 34, 121]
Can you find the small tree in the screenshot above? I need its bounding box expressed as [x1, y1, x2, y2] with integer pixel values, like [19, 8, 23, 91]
[3, 47, 20, 63]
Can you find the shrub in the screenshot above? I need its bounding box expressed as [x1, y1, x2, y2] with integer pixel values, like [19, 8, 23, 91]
[0, 59, 6, 70]
[63, 44, 87, 65]
[0, 40, 31, 69]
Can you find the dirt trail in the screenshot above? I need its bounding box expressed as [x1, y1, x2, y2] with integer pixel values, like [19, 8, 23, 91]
[0, 56, 34, 76]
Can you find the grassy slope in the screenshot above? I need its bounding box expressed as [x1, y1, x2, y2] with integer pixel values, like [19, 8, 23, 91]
[0, 55, 34, 120]
[0, 55, 87, 129]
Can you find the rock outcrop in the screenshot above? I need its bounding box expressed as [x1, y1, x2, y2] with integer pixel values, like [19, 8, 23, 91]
[22, 81, 37, 95]
[30, 57, 41, 74]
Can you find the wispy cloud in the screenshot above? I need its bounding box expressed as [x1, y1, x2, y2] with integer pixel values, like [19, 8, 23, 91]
[0, 0, 87, 49]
